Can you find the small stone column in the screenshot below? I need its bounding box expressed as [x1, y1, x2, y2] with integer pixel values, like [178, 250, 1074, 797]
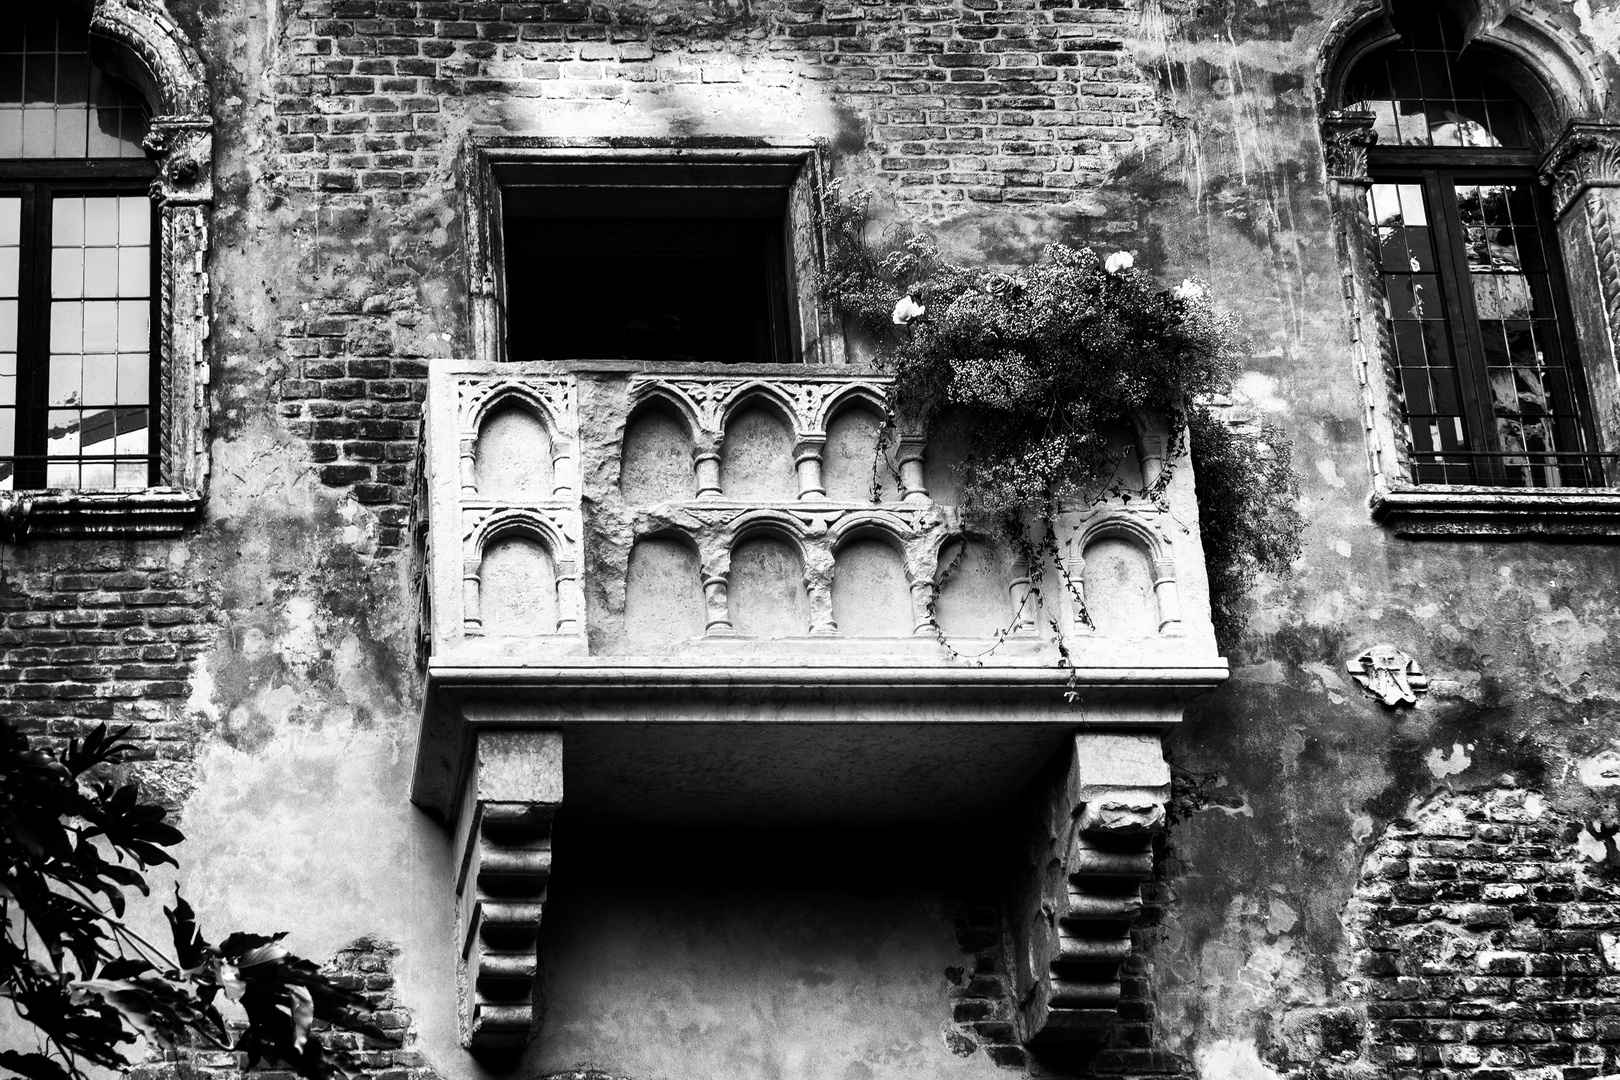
[1008, 554, 1037, 635]
[460, 436, 478, 496]
[1151, 556, 1181, 633]
[551, 441, 574, 498]
[1130, 410, 1169, 493]
[795, 437, 828, 500]
[454, 730, 562, 1052]
[896, 437, 929, 502]
[1063, 554, 1090, 633]
[702, 573, 735, 635]
[694, 440, 723, 499]
[462, 556, 483, 636]
[554, 559, 579, 634]
[805, 546, 837, 636]
[908, 579, 939, 637]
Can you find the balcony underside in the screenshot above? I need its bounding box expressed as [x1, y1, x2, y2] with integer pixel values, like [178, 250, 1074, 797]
[412, 661, 1226, 827]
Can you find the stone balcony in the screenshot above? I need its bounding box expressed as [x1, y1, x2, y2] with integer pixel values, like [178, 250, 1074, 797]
[407, 357, 1228, 1050]
[413, 358, 1222, 664]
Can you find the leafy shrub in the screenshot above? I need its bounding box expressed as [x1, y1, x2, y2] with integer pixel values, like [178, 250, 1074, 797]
[819, 181, 1302, 644]
[0, 722, 397, 1080]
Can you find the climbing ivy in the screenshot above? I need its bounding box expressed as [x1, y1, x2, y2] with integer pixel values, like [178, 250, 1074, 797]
[818, 180, 1303, 646]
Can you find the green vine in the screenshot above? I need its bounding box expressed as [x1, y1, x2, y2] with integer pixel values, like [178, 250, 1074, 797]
[818, 181, 1303, 647]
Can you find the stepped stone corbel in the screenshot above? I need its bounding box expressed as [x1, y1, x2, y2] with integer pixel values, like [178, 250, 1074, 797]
[454, 730, 561, 1051]
[1013, 733, 1169, 1049]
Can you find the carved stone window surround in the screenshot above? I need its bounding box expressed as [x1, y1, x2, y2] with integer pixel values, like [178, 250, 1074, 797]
[1318, 2, 1620, 536]
[0, 0, 213, 541]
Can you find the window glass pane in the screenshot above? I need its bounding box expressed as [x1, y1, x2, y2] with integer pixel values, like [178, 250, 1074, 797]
[1343, 3, 1536, 149]
[0, 5, 148, 159]
[117, 353, 146, 404]
[0, 409, 13, 489]
[83, 354, 116, 404]
[48, 356, 81, 406]
[0, 197, 16, 333]
[45, 461, 77, 488]
[45, 194, 151, 490]
[1456, 180, 1593, 487]
[1368, 181, 1479, 483]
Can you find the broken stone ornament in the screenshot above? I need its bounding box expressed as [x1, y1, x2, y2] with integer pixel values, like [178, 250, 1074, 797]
[1347, 645, 1430, 706]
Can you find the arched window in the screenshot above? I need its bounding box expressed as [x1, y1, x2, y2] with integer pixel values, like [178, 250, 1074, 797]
[0, 4, 156, 491]
[1342, 1, 1597, 488]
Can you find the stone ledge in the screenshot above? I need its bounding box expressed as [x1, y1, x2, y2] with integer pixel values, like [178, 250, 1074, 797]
[1371, 487, 1620, 537]
[424, 658, 1231, 687]
[411, 663, 1226, 823]
[0, 489, 204, 542]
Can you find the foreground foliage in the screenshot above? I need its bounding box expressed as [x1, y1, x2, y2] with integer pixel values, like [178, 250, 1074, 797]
[0, 722, 398, 1080]
[818, 182, 1303, 643]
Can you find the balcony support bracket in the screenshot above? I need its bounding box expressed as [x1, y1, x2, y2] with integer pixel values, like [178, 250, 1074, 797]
[1013, 732, 1169, 1049]
[453, 729, 562, 1052]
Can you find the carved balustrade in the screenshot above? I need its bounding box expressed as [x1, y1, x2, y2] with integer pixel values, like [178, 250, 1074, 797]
[415, 361, 1220, 665]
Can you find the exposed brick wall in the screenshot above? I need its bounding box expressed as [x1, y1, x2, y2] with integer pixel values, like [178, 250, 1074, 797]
[128, 937, 433, 1080]
[0, 552, 208, 752]
[939, 888, 1189, 1078]
[272, 0, 1159, 203]
[942, 898, 1029, 1068]
[1347, 788, 1620, 1080]
[265, 0, 1162, 532]
[273, 199, 438, 549]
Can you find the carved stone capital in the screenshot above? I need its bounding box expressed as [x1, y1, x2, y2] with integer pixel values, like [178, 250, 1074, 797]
[1014, 734, 1170, 1049]
[1077, 789, 1166, 837]
[453, 731, 562, 1052]
[1322, 112, 1379, 183]
[1540, 121, 1620, 219]
[145, 117, 213, 204]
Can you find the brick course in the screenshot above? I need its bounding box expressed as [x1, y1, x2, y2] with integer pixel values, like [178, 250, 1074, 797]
[1348, 789, 1620, 1080]
[0, 555, 208, 755]
[128, 937, 436, 1080]
[272, 0, 1160, 203]
[938, 886, 1189, 1077]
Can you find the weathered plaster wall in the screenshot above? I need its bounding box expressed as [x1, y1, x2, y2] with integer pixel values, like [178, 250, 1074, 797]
[12, 0, 1620, 1078]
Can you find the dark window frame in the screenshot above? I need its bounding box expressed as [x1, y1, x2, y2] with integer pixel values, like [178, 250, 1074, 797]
[501, 213, 797, 366]
[463, 140, 840, 371]
[0, 157, 159, 490]
[1367, 145, 1600, 487]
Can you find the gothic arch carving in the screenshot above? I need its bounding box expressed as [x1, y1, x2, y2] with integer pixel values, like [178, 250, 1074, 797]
[722, 384, 804, 441]
[814, 383, 890, 433]
[464, 379, 574, 442]
[1315, 0, 1609, 132]
[725, 510, 813, 558]
[89, 0, 209, 116]
[827, 513, 919, 583]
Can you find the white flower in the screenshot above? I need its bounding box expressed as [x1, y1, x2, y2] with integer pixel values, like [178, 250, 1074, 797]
[892, 292, 927, 326]
[1172, 278, 1207, 301]
[1104, 250, 1135, 274]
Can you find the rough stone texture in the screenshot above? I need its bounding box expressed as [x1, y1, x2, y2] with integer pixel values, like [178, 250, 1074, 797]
[1340, 789, 1620, 1080]
[128, 938, 439, 1080]
[0, 551, 208, 745]
[14, 0, 1620, 1078]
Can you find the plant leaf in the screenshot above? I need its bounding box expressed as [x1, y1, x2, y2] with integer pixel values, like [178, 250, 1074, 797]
[0, 1051, 73, 1080]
